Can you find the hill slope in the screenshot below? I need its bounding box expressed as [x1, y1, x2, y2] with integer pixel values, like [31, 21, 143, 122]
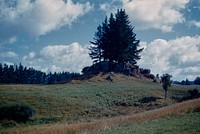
[0, 77, 199, 133]
[2, 98, 200, 134]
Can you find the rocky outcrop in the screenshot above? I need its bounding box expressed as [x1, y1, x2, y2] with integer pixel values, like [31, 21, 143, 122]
[82, 61, 155, 80]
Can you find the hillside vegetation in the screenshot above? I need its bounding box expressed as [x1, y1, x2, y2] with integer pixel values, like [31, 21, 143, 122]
[0, 73, 200, 133]
[1, 99, 200, 134]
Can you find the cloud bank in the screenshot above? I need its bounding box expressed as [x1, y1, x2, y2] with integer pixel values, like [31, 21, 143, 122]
[100, 0, 190, 32]
[138, 36, 200, 80]
[23, 42, 92, 73]
[0, 0, 93, 40]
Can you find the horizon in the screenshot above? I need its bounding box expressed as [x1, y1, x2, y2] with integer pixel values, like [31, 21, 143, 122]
[0, 0, 200, 81]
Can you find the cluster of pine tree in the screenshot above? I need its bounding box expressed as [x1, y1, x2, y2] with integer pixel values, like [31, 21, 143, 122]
[89, 9, 143, 71]
[194, 77, 200, 85]
[174, 77, 200, 85]
[0, 63, 80, 84]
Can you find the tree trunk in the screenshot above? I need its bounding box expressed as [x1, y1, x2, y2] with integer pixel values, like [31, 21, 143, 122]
[108, 60, 113, 72]
[165, 90, 167, 99]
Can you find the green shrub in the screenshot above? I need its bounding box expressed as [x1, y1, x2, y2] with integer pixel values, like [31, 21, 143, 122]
[0, 104, 36, 123]
[1, 120, 17, 128]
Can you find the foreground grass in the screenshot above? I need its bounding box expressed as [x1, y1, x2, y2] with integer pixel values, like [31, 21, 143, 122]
[97, 112, 200, 134]
[1, 98, 200, 134]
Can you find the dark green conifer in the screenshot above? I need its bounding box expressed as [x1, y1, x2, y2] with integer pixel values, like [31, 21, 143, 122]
[89, 9, 143, 71]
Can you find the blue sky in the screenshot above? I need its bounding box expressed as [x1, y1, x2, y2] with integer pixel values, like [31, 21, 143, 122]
[0, 0, 200, 81]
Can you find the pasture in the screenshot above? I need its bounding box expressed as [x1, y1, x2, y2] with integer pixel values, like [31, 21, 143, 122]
[0, 75, 200, 133]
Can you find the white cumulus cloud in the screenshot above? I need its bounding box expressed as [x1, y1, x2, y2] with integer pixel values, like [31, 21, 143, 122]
[0, 0, 93, 38]
[190, 20, 200, 28]
[122, 0, 190, 32]
[100, 0, 190, 32]
[99, 0, 121, 15]
[23, 42, 92, 73]
[0, 51, 18, 58]
[138, 36, 200, 80]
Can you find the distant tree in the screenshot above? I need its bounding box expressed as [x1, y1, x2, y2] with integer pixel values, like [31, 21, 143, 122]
[185, 78, 191, 85]
[89, 9, 143, 71]
[3, 64, 9, 83]
[180, 80, 185, 85]
[180, 78, 192, 85]
[8, 65, 15, 83]
[194, 77, 200, 85]
[23, 67, 28, 84]
[0, 63, 80, 84]
[161, 74, 172, 99]
[0, 63, 3, 83]
[40, 72, 46, 84]
[18, 63, 24, 83]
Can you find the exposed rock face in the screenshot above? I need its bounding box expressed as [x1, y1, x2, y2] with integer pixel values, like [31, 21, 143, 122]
[82, 61, 154, 79]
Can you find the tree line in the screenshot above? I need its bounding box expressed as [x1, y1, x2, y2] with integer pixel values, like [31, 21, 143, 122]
[173, 77, 200, 85]
[0, 63, 80, 84]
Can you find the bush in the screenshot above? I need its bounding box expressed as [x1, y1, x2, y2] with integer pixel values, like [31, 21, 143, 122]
[144, 74, 155, 79]
[172, 89, 200, 102]
[139, 96, 161, 103]
[0, 104, 36, 123]
[188, 89, 199, 98]
[1, 120, 17, 128]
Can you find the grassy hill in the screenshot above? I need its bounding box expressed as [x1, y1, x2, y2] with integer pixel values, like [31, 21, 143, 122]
[0, 73, 200, 133]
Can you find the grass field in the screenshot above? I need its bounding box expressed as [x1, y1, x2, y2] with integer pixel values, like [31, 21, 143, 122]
[0, 74, 200, 133]
[1, 98, 200, 134]
[97, 112, 200, 134]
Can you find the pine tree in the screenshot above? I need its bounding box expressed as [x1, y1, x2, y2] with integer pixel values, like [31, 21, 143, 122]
[117, 10, 142, 64]
[0, 63, 3, 83]
[89, 25, 103, 63]
[194, 77, 200, 85]
[89, 17, 109, 64]
[8, 65, 15, 83]
[0, 63, 80, 84]
[3, 64, 9, 83]
[89, 9, 143, 71]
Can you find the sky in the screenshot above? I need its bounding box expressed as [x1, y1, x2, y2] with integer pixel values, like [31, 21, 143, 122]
[0, 0, 200, 81]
